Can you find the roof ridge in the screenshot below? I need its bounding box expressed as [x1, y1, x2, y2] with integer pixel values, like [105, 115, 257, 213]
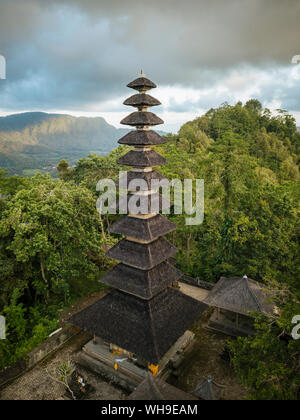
[145, 216, 153, 241]
[148, 237, 154, 268]
[216, 277, 239, 296]
[243, 277, 262, 311]
[207, 381, 215, 400]
[148, 298, 160, 363]
[148, 374, 164, 399]
[194, 377, 224, 400]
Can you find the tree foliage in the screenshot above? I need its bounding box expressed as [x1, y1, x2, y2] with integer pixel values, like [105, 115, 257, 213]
[228, 287, 300, 400]
[0, 174, 113, 367]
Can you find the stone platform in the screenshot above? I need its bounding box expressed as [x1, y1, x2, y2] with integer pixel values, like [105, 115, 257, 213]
[178, 282, 210, 302]
[77, 330, 195, 392]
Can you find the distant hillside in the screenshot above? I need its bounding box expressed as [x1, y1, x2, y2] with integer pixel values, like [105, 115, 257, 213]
[0, 112, 129, 175]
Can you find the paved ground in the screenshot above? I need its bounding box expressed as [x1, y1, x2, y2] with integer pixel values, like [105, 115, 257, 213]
[178, 282, 210, 301]
[169, 309, 248, 400]
[0, 321, 246, 400]
[0, 288, 247, 400]
[0, 332, 127, 401]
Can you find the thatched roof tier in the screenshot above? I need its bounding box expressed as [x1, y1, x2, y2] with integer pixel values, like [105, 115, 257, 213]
[193, 377, 224, 400]
[99, 261, 182, 299]
[127, 76, 157, 92]
[109, 214, 176, 242]
[204, 276, 275, 316]
[118, 130, 165, 146]
[106, 237, 177, 270]
[118, 170, 167, 191]
[129, 374, 197, 400]
[116, 192, 172, 215]
[168, 257, 178, 266]
[117, 150, 166, 167]
[124, 93, 161, 108]
[69, 288, 207, 364]
[121, 112, 164, 127]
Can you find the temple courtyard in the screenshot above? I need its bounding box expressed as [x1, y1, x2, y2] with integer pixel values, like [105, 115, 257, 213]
[0, 289, 247, 400]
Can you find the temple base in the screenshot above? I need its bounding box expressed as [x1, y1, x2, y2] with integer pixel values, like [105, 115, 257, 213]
[76, 331, 195, 393]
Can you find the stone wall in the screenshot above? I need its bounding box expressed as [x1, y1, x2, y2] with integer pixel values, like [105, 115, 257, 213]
[181, 275, 214, 291]
[0, 324, 80, 389]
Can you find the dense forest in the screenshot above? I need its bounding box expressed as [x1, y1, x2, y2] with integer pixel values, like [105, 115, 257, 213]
[0, 100, 299, 399]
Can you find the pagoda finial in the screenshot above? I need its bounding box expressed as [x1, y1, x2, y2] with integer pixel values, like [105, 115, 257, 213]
[140, 69, 146, 77]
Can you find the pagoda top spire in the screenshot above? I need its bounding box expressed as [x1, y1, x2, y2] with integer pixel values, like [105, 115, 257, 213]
[127, 71, 157, 92]
[122, 71, 162, 127]
[123, 70, 161, 110]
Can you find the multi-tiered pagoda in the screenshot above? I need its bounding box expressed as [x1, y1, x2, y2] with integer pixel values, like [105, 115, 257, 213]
[70, 73, 207, 365]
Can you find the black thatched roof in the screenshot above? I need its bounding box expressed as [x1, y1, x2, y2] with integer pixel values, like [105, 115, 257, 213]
[69, 288, 207, 364]
[127, 76, 157, 91]
[204, 276, 275, 316]
[116, 192, 172, 214]
[117, 150, 166, 167]
[124, 93, 161, 108]
[118, 170, 167, 191]
[121, 112, 164, 127]
[193, 377, 224, 400]
[106, 237, 177, 270]
[129, 374, 197, 400]
[168, 257, 178, 266]
[99, 261, 182, 299]
[109, 214, 176, 242]
[118, 130, 166, 146]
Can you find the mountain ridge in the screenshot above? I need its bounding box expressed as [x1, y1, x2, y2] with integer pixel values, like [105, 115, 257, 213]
[0, 112, 130, 175]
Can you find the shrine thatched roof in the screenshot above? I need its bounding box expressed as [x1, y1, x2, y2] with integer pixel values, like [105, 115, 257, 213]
[118, 170, 167, 191]
[193, 377, 224, 400]
[129, 374, 197, 400]
[116, 192, 172, 215]
[118, 150, 166, 167]
[118, 130, 165, 146]
[69, 288, 207, 364]
[106, 237, 177, 270]
[168, 256, 178, 266]
[109, 214, 176, 242]
[99, 261, 182, 299]
[204, 276, 275, 316]
[127, 76, 157, 91]
[124, 93, 161, 108]
[121, 111, 163, 127]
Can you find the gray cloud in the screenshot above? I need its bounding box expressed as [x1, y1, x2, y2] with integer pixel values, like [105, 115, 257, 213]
[0, 0, 299, 114]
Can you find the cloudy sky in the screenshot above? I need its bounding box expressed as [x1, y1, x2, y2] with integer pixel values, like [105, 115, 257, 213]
[0, 0, 299, 132]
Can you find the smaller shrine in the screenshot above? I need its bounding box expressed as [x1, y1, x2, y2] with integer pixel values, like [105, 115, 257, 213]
[204, 275, 275, 336]
[128, 373, 197, 400]
[193, 376, 225, 400]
